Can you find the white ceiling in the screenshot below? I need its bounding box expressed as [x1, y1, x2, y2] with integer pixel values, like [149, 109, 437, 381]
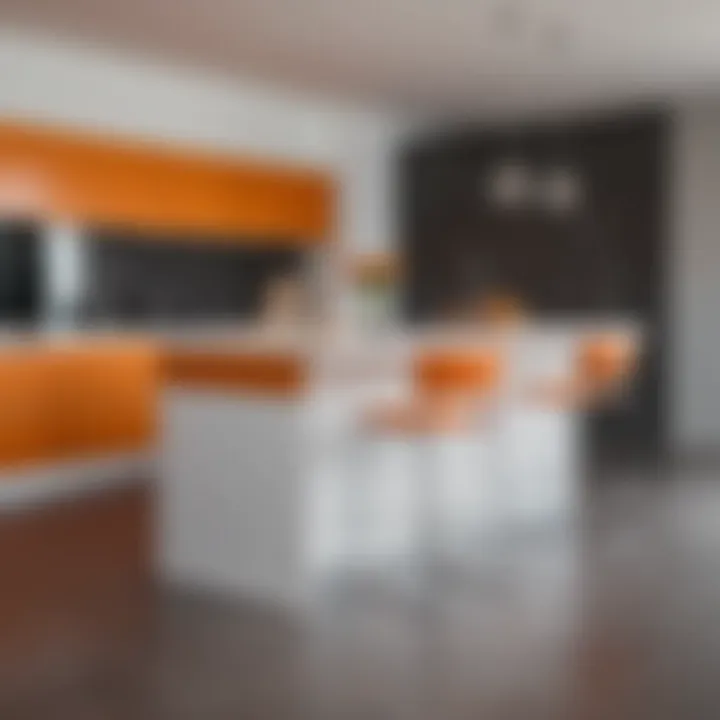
[2, 0, 720, 114]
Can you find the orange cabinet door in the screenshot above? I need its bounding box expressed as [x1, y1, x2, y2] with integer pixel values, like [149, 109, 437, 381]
[0, 350, 61, 468]
[53, 343, 160, 459]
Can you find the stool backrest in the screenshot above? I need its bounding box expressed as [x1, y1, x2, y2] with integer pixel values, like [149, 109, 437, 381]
[414, 349, 502, 398]
[577, 334, 639, 390]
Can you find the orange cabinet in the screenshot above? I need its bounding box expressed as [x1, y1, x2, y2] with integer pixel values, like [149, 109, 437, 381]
[0, 342, 159, 469]
[0, 351, 60, 467]
[0, 121, 335, 241]
[53, 342, 160, 459]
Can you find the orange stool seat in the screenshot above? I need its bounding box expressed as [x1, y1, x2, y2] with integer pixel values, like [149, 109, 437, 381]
[414, 350, 502, 398]
[364, 349, 502, 437]
[529, 333, 640, 410]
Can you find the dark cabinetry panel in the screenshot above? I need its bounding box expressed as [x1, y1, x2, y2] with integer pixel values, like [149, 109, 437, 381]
[401, 113, 669, 465]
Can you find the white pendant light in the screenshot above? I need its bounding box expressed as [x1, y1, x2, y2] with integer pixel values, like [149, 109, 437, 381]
[539, 165, 584, 215]
[484, 160, 532, 210]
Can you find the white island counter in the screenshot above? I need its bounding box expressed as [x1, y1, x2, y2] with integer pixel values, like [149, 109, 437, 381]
[158, 322, 639, 608]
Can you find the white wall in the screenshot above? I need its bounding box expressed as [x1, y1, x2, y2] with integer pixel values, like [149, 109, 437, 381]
[0, 28, 410, 252]
[671, 104, 720, 453]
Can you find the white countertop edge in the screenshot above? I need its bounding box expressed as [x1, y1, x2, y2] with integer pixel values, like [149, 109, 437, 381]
[0, 318, 643, 356]
[0, 451, 155, 512]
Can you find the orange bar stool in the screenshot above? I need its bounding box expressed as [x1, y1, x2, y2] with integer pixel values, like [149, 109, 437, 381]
[364, 349, 501, 436]
[529, 333, 640, 411]
[500, 331, 641, 526]
[355, 348, 503, 563]
[578, 334, 640, 403]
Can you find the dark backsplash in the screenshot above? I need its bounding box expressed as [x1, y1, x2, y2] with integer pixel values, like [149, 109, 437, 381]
[84, 232, 303, 321]
[0, 222, 42, 322]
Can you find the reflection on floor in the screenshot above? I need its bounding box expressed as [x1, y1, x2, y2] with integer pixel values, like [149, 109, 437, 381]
[5, 467, 720, 719]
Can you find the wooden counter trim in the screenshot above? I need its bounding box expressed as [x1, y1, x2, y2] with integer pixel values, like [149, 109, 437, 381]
[164, 351, 309, 397]
[0, 118, 335, 241]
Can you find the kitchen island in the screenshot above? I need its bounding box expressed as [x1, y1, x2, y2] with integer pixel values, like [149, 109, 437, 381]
[158, 321, 639, 608]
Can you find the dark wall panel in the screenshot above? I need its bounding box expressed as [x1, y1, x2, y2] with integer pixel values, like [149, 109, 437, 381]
[401, 112, 669, 465]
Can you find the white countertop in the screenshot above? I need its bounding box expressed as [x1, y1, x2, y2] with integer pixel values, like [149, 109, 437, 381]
[0, 318, 643, 361]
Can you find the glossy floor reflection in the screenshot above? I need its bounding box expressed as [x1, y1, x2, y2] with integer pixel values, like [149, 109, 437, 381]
[5, 467, 720, 719]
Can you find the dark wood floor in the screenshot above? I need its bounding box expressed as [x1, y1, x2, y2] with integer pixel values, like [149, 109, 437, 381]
[4, 470, 720, 719]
